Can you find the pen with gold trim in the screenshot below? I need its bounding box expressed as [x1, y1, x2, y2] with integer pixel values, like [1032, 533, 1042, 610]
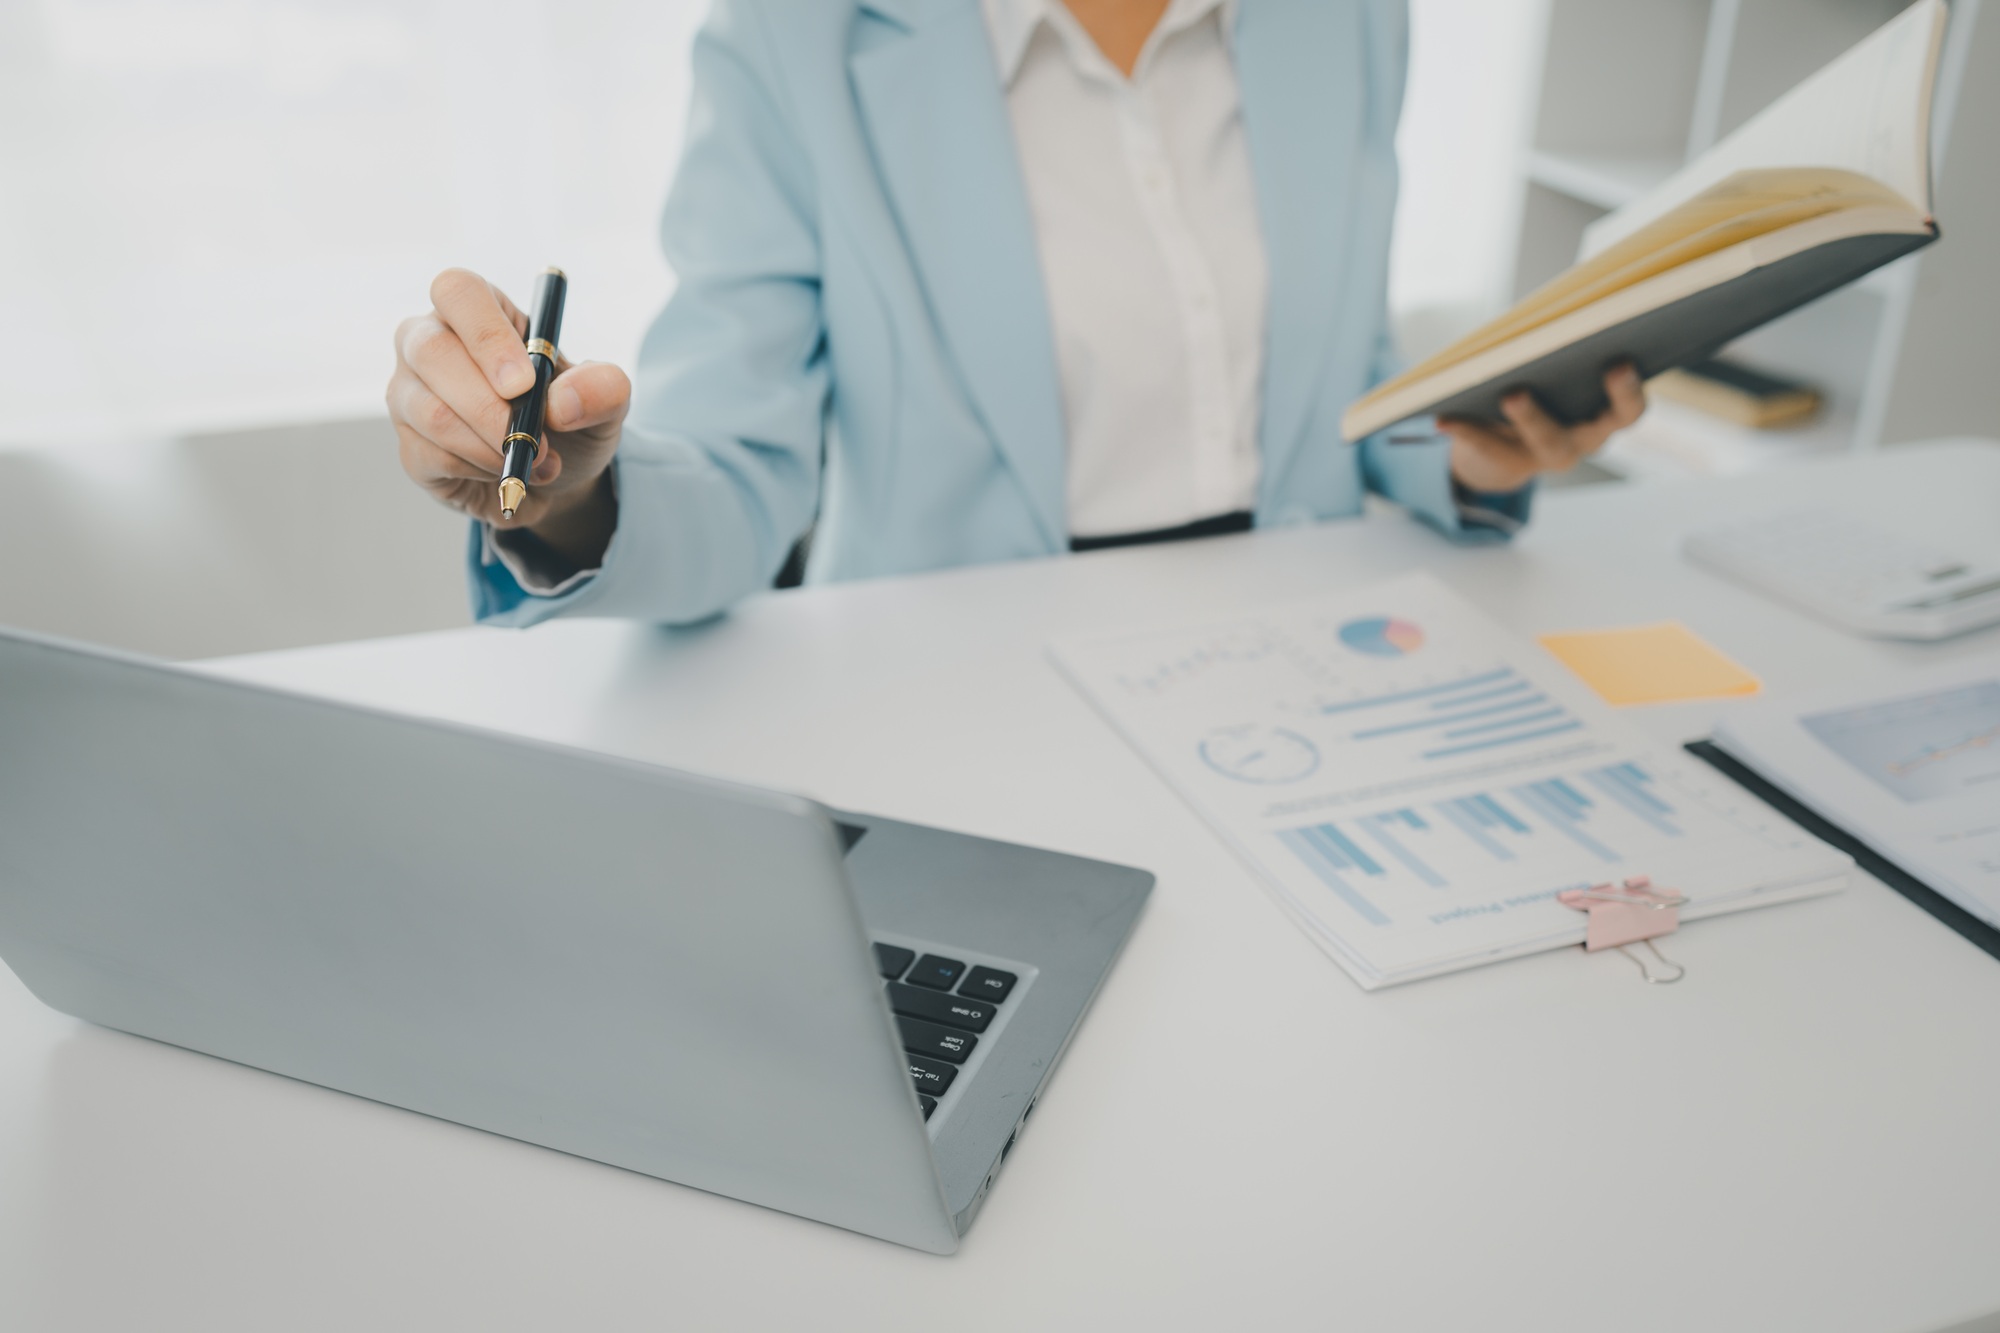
[498, 266, 568, 520]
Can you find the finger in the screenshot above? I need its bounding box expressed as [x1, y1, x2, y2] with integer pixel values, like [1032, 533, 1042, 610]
[1558, 365, 1649, 458]
[531, 445, 563, 487]
[429, 268, 535, 399]
[1499, 391, 1585, 471]
[395, 422, 494, 488]
[1602, 362, 1646, 429]
[395, 314, 515, 452]
[387, 371, 505, 471]
[546, 361, 633, 435]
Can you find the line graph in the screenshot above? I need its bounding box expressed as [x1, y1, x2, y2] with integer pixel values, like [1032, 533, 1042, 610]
[1887, 721, 2000, 777]
[1804, 680, 2000, 803]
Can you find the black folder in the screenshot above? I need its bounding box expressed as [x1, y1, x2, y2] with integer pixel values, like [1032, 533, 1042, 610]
[1686, 740, 2000, 965]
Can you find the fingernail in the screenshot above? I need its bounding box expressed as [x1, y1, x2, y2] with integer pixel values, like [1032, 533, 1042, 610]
[551, 384, 581, 426]
[498, 360, 533, 397]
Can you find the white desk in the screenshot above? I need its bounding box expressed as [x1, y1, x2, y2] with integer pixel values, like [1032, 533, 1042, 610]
[6, 441, 2000, 1332]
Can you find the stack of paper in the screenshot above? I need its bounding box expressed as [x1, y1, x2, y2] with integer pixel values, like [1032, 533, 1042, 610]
[1052, 573, 1850, 989]
[1714, 659, 2000, 930]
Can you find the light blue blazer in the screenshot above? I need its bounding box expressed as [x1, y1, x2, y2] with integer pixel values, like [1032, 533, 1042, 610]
[472, 0, 1524, 627]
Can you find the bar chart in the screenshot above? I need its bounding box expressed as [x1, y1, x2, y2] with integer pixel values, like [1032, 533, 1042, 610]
[1305, 664, 1588, 766]
[1276, 759, 1755, 928]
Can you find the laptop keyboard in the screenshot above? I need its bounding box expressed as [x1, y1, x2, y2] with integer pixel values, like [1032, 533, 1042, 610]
[872, 941, 1019, 1121]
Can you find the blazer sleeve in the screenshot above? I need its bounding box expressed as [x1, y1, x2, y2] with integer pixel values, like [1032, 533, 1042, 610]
[1354, 324, 1535, 548]
[470, 0, 827, 627]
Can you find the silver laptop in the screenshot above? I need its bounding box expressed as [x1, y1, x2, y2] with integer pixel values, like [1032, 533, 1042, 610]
[0, 627, 1151, 1254]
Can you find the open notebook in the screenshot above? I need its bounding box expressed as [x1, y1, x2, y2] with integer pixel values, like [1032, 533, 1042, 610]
[1343, 0, 1948, 440]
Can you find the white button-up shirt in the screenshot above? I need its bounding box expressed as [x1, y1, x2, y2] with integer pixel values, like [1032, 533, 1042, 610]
[984, 0, 1267, 539]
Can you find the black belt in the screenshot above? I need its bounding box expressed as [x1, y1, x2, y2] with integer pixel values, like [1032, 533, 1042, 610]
[1070, 510, 1254, 553]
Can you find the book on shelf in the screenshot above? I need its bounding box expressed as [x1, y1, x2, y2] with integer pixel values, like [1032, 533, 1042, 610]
[1343, 0, 1948, 442]
[1650, 359, 1823, 428]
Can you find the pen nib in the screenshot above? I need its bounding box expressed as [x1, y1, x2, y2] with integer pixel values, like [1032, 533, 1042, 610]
[498, 477, 526, 520]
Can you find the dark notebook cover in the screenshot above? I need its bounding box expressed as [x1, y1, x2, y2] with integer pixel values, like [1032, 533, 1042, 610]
[1428, 228, 1937, 428]
[1686, 738, 2000, 965]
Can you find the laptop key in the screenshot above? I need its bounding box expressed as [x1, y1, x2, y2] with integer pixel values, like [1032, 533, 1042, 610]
[872, 943, 916, 980]
[897, 1016, 977, 1065]
[960, 966, 1018, 1003]
[886, 982, 994, 1033]
[905, 954, 965, 991]
[919, 1094, 937, 1121]
[907, 1053, 958, 1097]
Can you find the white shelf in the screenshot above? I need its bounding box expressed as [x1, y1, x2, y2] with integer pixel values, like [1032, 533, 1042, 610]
[1525, 148, 1681, 213]
[1511, 0, 1991, 471]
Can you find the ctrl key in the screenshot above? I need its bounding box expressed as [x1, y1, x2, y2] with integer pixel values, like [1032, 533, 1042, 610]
[960, 966, 1017, 1003]
[907, 1053, 958, 1098]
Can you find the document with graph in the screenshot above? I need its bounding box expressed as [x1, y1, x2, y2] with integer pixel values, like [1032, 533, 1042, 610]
[1714, 658, 2000, 931]
[1051, 573, 1849, 988]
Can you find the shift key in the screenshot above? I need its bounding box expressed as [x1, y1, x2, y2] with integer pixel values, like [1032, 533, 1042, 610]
[886, 982, 994, 1033]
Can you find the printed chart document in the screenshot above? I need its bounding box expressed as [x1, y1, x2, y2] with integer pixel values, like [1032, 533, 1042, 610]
[1053, 574, 1850, 988]
[1714, 657, 2000, 930]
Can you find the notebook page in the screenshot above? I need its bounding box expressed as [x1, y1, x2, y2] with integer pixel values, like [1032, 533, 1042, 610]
[1584, 0, 1945, 257]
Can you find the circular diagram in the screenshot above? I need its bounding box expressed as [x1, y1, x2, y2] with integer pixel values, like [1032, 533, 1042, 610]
[1198, 725, 1321, 785]
[1338, 615, 1426, 657]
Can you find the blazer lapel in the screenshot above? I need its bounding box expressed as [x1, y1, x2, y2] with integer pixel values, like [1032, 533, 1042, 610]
[1234, 0, 1371, 507]
[852, 0, 1068, 548]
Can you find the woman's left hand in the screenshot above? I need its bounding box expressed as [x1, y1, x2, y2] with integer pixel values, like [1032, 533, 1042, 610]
[1437, 363, 1646, 494]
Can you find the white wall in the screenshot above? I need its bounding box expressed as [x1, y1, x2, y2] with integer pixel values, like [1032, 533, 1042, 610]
[1391, 0, 1549, 360]
[3, 0, 705, 446]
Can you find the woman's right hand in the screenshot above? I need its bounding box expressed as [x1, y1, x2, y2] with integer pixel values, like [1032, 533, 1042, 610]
[388, 268, 630, 565]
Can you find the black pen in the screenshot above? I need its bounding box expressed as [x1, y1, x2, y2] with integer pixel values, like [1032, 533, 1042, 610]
[498, 266, 568, 520]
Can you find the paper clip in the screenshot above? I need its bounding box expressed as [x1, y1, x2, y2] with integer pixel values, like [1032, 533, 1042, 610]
[1557, 875, 1687, 984]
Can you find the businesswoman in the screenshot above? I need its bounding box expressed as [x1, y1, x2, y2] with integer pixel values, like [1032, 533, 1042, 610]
[388, 0, 1644, 626]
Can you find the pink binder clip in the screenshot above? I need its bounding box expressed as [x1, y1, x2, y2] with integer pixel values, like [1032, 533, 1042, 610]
[1557, 875, 1687, 984]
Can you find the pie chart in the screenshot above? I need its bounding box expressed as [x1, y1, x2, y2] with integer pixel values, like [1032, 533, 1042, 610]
[1338, 616, 1425, 657]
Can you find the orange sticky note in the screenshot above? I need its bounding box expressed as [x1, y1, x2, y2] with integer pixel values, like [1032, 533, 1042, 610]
[1537, 622, 1761, 707]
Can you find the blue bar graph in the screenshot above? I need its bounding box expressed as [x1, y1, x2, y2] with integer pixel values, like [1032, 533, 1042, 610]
[1477, 793, 1528, 833]
[1313, 667, 1516, 716]
[1423, 720, 1585, 760]
[1352, 694, 1553, 740]
[1307, 822, 1383, 875]
[1585, 762, 1683, 836]
[1442, 706, 1567, 739]
[1277, 828, 1390, 925]
[1430, 680, 1532, 709]
[1360, 812, 1449, 888]
[1277, 762, 1700, 921]
[1512, 780, 1621, 862]
[1437, 797, 1514, 861]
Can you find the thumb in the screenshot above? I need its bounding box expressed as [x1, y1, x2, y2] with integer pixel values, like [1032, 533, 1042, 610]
[547, 361, 631, 435]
